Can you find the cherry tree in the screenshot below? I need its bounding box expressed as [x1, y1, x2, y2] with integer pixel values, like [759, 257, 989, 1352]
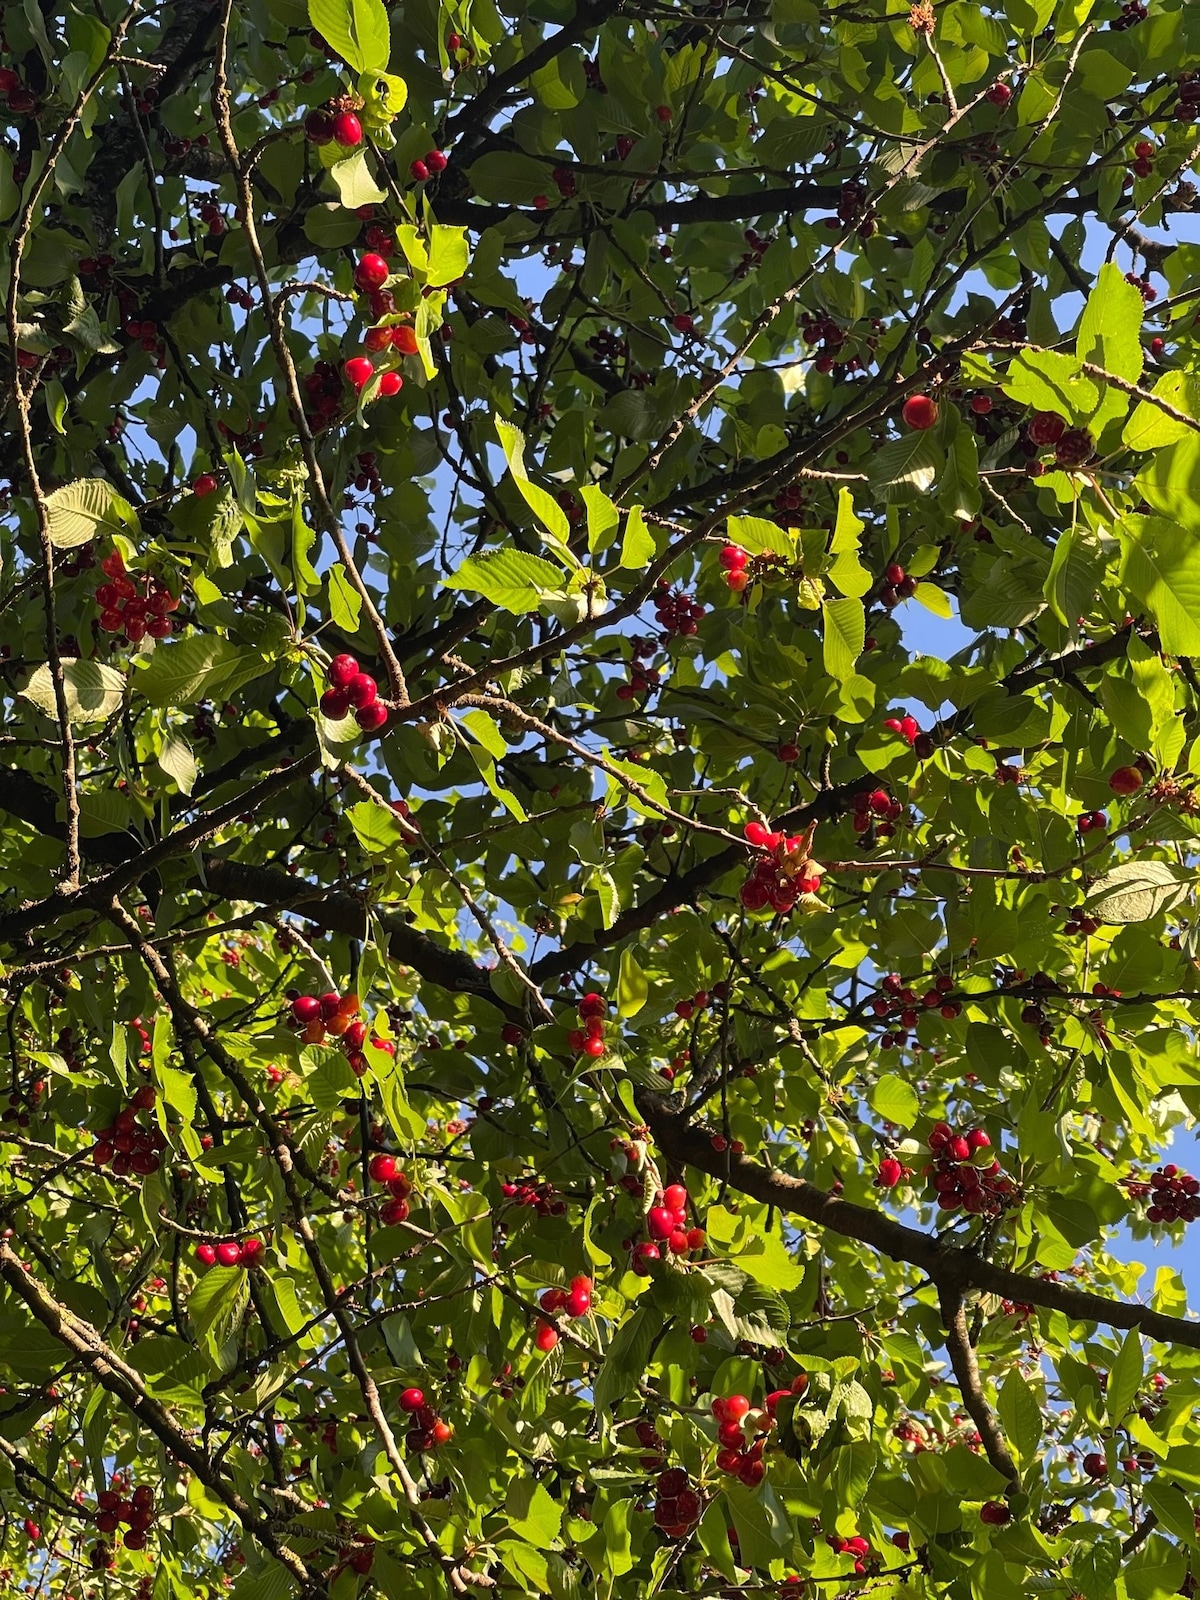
[2, 0, 1200, 1596]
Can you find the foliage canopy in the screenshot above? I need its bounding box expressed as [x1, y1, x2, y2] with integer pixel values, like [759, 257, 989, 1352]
[6, 0, 1200, 1597]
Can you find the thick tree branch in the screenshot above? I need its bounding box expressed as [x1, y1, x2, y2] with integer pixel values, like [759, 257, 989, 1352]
[638, 1092, 1200, 1352]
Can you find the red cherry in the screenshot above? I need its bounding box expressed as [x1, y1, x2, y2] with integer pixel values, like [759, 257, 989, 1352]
[369, 1153, 398, 1183]
[534, 1321, 559, 1353]
[354, 253, 389, 291]
[195, 1244, 217, 1266]
[356, 702, 389, 732]
[378, 371, 403, 396]
[239, 1238, 264, 1267]
[192, 473, 217, 496]
[878, 1157, 902, 1187]
[1109, 766, 1143, 796]
[647, 1206, 675, 1240]
[565, 1285, 591, 1317]
[980, 1501, 1011, 1525]
[320, 688, 350, 719]
[344, 356, 374, 389]
[319, 992, 342, 1020]
[291, 995, 321, 1024]
[1083, 1452, 1108, 1479]
[410, 159, 430, 181]
[662, 1183, 688, 1211]
[425, 150, 448, 172]
[332, 111, 362, 147]
[346, 671, 378, 709]
[392, 325, 419, 356]
[901, 394, 939, 431]
[985, 83, 1012, 107]
[432, 1419, 454, 1444]
[328, 653, 359, 688]
[215, 1241, 241, 1267]
[399, 1387, 425, 1412]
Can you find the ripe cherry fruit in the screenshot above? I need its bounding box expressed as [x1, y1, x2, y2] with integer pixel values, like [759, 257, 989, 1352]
[1109, 765, 1143, 796]
[901, 394, 939, 431]
[332, 111, 363, 147]
[354, 253, 389, 292]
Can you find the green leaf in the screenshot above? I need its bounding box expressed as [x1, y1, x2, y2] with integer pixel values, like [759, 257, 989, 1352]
[327, 564, 363, 631]
[867, 431, 943, 498]
[1076, 260, 1144, 385]
[996, 1369, 1043, 1460]
[158, 734, 198, 796]
[44, 478, 137, 548]
[21, 660, 125, 725]
[327, 148, 387, 209]
[1002, 349, 1098, 419]
[822, 596, 864, 683]
[445, 548, 568, 614]
[307, 0, 390, 72]
[1088, 860, 1191, 924]
[827, 488, 871, 596]
[187, 1267, 248, 1364]
[427, 225, 469, 288]
[619, 505, 656, 570]
[1123, 371, 1200, 452]
[1105, 1330, 1143, 1426]
[460, 708, 507, 760]
[495, 417, 572, 548]
[506, 1479, 563, 1547]
[135, 636, 273, 708]
[1119, 514, 1200, 651]
[594, 1307, 662, 1415]
[868, 1073, 919, 1129]
[723, 1479, 793, 1569]
[617, 948, 648, 1018]
[346, 799, 409, 854]
[727, 514, 791, 557]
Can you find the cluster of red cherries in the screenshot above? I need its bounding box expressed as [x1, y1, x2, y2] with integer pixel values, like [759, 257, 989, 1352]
[287, 989, 386, 1077]
[719, 542, 751, 593]
[399, 1385, 454, 1452]
[827, 1531, 874, 1575]
[616, 656, 661, 701]
[871, 972, 963, 1041]
[320, 653, 388, 734]
[926, 1121, 1013, 1215]
[410, 149, 448, 181]
[534, 1272, 594, 1351]
[712, 1393, 769, 1487]
[194, 1237, 265, 1269]
[652, 1465, 704, 1537]
[368, 1153, 414, 1227]
[630, 1182, 706, 1274]
[653, 581, 705, 639]
[879, 560, 918, 609]
[739, 820, 821, 914]
[1127, 1165, 1200, 1225]
[303, 102, 365, 149]
[883, 711, 922, 746]
[94, 1481, 157, 1551]
[567, 990, 610, 1057]
[851, 786, 905, 840]
[499, 1176, 566, 1217]
[96, 549, 178, 644]
[92, 1085, 165, 1177]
